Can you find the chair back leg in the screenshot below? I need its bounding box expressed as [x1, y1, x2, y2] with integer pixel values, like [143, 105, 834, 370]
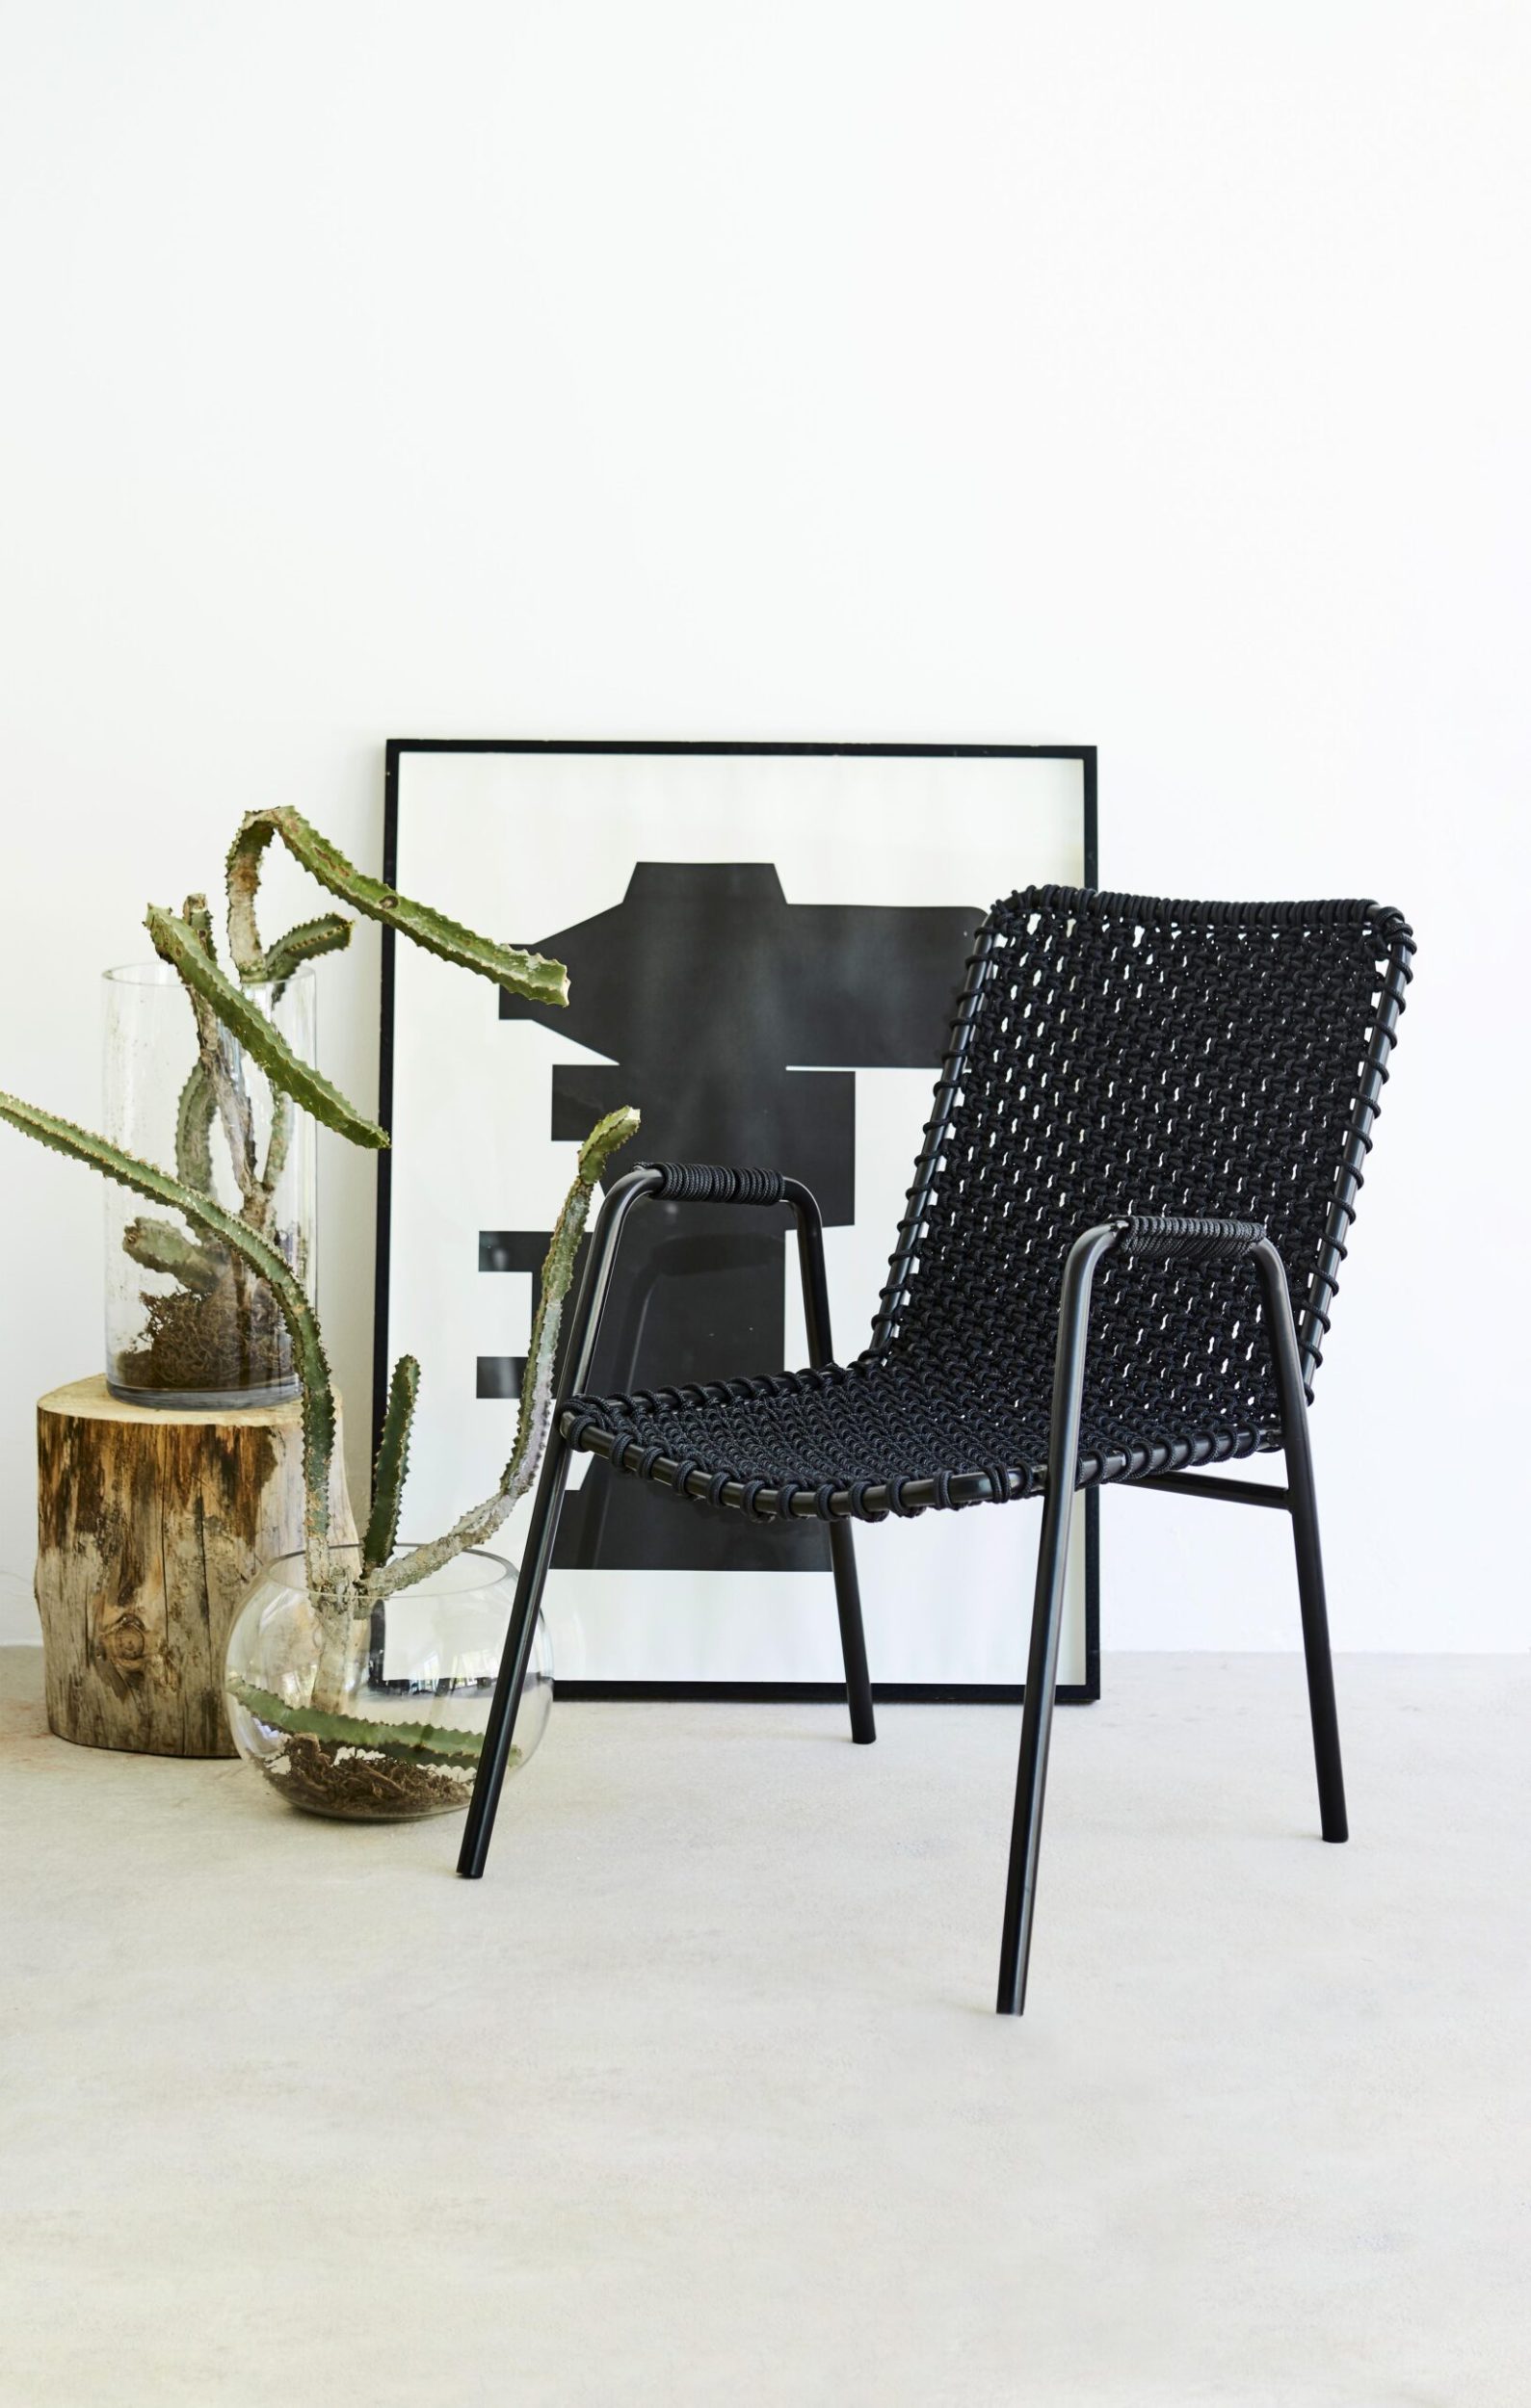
[1285, 1443, 1348, 1842]
[460, 1429, 872, 1881]
[1254, 1242, 1348, 1843]
[829, 1522, 876, 1743]
[788, 1183, 876, 1745]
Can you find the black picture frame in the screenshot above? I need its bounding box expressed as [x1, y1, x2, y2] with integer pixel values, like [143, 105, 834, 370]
[375, 740, 1100, 1706]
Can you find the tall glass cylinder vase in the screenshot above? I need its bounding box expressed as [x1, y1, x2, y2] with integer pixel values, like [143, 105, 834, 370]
[102, 961, 316, 1408]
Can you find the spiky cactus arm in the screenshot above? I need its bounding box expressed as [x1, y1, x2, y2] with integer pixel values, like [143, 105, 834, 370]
[226, 1680, 488, 1769]
[170, 892, 265, 1218]
[147, 905, 388, 1153]
[185, 913, 350, 1200]
[195, 996, 261, 1217]
[363, 1107, 639, 1605]
[261, 1094, 293, 1200]
[225, 807, 569, 1007]
[121, 1216, 224, 1295]
[263, 912, 353, 989]
[183, 893, 217, 957]
[174, 1060, 219, 1192]
[0, 1091, 341, 1600]
[363, 1353, 419, 1576]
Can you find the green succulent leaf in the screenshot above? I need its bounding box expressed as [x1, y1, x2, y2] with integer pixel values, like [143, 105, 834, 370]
[363, 1354, 419, 1576]
[264, 912, 354, 988]
[226, 807, 568, 1006]
[146, 905, 387, 1152]
[227, 1678, 491, 1770]
[502, 1114, 638, 1499]
[173, 1059, 219, 1192]
[578, 1105, 642, 1186]
[121, 1215, 224, 1296]
[183, 893, 217, 956]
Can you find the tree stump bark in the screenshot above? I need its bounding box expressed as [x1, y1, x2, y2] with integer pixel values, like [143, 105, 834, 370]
[35, 1375, 357, 1758]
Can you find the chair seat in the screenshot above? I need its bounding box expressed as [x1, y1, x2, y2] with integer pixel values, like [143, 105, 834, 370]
[560, 1349, 1280, 1523]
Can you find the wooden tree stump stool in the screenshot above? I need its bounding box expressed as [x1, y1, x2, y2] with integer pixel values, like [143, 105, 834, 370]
[35, 1375, 356, 1758]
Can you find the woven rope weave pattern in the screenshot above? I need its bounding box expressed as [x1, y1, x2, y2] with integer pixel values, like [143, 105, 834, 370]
[564, 886, 1413, 1521]
[1116, 1214, 1268, 1265]
[641, 1162, 786, 1206]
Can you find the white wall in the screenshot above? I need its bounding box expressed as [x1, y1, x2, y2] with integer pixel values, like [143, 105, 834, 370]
[1, 2, 1525, 1653]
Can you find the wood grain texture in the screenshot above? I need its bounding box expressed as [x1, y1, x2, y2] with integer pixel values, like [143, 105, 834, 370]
[35, 1375, 356, 1758]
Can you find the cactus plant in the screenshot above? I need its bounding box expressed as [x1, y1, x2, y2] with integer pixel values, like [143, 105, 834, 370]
[0, 811, 638, 1798]
[224, 1681, 488, 1769]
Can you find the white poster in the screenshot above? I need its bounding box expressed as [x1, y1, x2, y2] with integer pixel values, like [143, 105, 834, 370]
[380, 745, 1097, 1695]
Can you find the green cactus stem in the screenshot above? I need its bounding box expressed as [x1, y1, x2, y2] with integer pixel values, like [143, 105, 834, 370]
[260, 1092, 294, 1201]
[183, 893, 217, 957]
[263, 911, 354, 989]
[225, 806, 568, 1007]
[227, 1679, 490, 1770]
[363, 1353, 420, 1576]
[173, 1059, 219, 1193]
[0, 1091, 338, 1594]
[120, 1215, 225, 1296]
[146, 904, 388, 1153]
[177, 943, 263, 1222]
[364, 1105, 640, 1605]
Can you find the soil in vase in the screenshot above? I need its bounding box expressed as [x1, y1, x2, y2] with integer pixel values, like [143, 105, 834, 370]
[270, 1731, 476, 1817]
[112, 1258, 297, 1405]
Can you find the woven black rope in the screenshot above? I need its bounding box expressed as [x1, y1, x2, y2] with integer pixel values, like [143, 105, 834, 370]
[641, 1161, 786, 1205]
[1117, 1214, 1268, 1265]
[563, 887, 1412, 1523]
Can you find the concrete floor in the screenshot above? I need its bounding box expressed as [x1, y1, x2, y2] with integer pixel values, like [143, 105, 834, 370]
[0, 1647, 1525, 2406]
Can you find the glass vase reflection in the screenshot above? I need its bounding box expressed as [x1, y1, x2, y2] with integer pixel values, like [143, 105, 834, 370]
[224, 1544, 549, 1821]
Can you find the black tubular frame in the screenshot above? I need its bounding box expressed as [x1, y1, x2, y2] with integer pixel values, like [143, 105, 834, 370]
[377, 738, 1100, 1706]
[459, 1165, 877, 1881]
[995, 1216, 1344, 2014]
[455, 882, 1413, 2019]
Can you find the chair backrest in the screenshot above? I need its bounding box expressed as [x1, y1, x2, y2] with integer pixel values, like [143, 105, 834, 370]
[872, 885, 1414, 1430]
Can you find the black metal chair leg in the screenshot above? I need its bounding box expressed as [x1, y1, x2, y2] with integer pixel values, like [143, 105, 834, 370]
[1286, 1446, 1347, 1842]
[458, 1168, 656, 1881]
[1254, 1242, 1347, 1843]
[829, 1522, 876, 1744]
[458, 1430, 574, 1877]
[785, 1175, 876, 1746]
[995, 1474, 1079, 2015]
[995, 1226, 1117, 2015]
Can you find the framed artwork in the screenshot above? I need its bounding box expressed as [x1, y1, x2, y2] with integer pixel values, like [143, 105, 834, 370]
[376, 741, 1099, 1702]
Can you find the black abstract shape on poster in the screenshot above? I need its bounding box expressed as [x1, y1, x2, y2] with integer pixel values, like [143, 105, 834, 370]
[484, 862, 975, 1572]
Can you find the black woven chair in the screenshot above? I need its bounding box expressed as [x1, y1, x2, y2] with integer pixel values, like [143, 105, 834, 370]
[461, 884, 1414, 2015]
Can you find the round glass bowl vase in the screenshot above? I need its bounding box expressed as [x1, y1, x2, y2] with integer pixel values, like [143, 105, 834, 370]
[102, 959, 316, 1409]
[224, 1544, 551, 1821]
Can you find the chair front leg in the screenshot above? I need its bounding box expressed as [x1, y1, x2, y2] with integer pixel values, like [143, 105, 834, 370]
[457, 1426, 576, 1878]
[457, 1167, 660, 1881]
[996, 1224, 1119, 2015]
